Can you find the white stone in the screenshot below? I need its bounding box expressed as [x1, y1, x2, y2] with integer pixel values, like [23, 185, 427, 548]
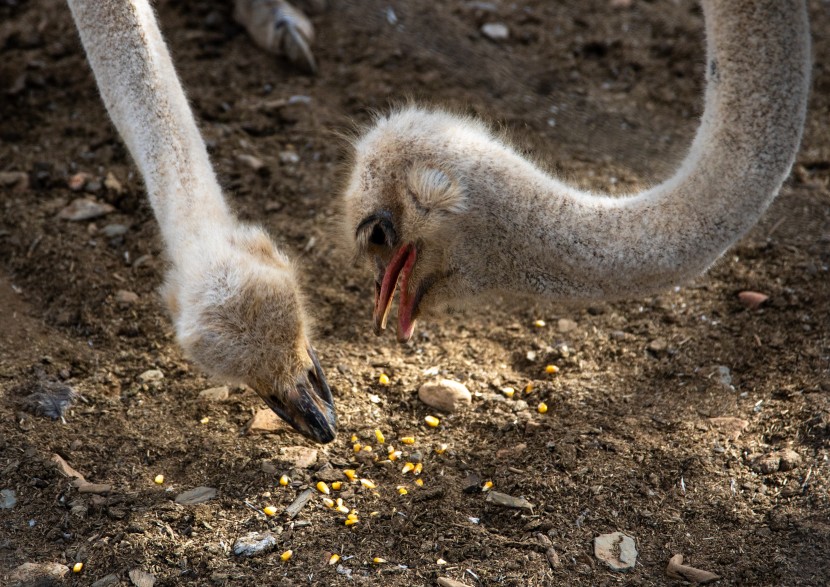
[418, 379, 472, 412]
[594, 532, 637, 572]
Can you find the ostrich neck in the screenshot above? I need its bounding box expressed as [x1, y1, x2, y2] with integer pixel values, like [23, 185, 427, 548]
[67, 0, 233, 259]
[479, 0, 810, 301]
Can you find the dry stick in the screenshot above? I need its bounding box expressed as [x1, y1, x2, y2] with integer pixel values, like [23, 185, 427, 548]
[666, 554, 721, 584]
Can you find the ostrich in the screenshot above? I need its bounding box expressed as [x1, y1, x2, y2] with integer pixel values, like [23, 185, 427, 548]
[66, 0, 336, 442]
[344, 1, 811, 343]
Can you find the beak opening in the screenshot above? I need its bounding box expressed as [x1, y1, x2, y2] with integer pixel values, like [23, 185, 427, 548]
[260, 345, 337, 444]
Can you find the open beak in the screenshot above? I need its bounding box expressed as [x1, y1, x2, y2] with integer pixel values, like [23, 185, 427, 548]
[373, 244, 419, 342]
[257, 345, 336, 444]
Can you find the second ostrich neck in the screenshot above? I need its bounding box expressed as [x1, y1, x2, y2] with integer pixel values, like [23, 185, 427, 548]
[458, 1, 809, 301]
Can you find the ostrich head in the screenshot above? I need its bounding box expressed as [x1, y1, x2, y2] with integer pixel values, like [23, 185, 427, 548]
[344, 107, 500, 342]
[164, 224, 337, 443]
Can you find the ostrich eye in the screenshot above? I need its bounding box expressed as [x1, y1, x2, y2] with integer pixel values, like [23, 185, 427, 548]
[369, 224, 386, 246]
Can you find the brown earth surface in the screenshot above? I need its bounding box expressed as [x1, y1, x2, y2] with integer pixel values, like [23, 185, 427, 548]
[1, 1, 829, 585]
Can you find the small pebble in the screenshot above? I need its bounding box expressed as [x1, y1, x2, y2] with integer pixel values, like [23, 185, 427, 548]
[481, 22, 509, 40]
[174, 486, 217, 505]
[557, 318, 577, 333]
[418, 379, 472, 412]
[738, 290, 769, 310]
[594, 532, 637, 572]
[198, 386, 229, 401]
[115, 290, 139, 305]
[233, 532, 277, 557]
[58, 198, 114, 221]
[138, 369, 164, 383]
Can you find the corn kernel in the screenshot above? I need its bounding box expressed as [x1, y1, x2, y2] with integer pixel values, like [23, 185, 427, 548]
[397, 486, 408, 495]
[373, 557, 387, 564]
[263, 505, 278, 516]
[415, 478, 424, 487]
[336, 504, 350, 514]
[351, 434, 358, 442]
[362, 445, 373, 452]
[437, 558, 448, 565]
[370, 511, 380, 517]
[524, 383, 534, 394]
[360, 478, 377, 489]
[413, 463, 423, 476]
[533, 319, 546, 327]
[501, 387, 515, 398]
[316, 481, 330, 495]
[538, 402, 548, 414]
[353, 443, 362, 453]
[331, 481, 342, 490]
[200, 416, 210, 424]
[280, 550, 293, 561]
[348, 510, 359, 519]
[424, 415, 440, 428]
[435, 444, 448, 455]
[401, 462, 415, 474]
[72, 562, 83, 573]
[401, 436, 416, 445]
[482, 480, 494, 492]
[343, 469, 357, 481]
[329, 553, 341, 565]
[345, 518, 359, 526]
[375, 429, 385, 444]
[545, 364, 559, 374]
[378, 373, 390, 385]
[322, 497, 335, 508]
[388, 450, 402, 461]
[279, 474, 290, 486]
[153, 474, 164, 485]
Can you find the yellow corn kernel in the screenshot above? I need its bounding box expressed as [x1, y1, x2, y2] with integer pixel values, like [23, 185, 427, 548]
[329, 553, 341, 565]
[415, 478, 424, 487]
[351, 434, 358, 442]
[200, 416, 210, 424]
[533, 319, 546, 327]
[263, 505, 278, 516]
[370, 511, 380, 517]
[345, 518, 359, 526]
[482, 480, 494, 492]
[343, 469, 357, 481]
[153, 474, 164, 485]
[353, 443, 362, 453]
[501, 387, 515, 398]
[348, 510, 359, 519]
[401, 436, 416, 445]
[373, 557, 387, 564]
[360, 478, 377, 489]
[437, 558, 448, 565]
[388, 450, 402, 461]
[378, 373, 390, 385]
[397, 486, 408, 495]
[331, 481, 342, 491]
[435, 444, 448, 455]
[316, 481, 330, 495]
[524, 383, 534, 394]
[279, 474, 290, 486]
[375, 429, 385, 444]
[336, 504, 350, 514]
[72, 562, 83, 573]
[538, 402, 548, 414]
[362, 445, 373, 452]
[321, 497, 335, 508]
[545, 364, 559, 374]
[424, 415, 440, 428]
[413, 463, 423, 476]
[401, 462, 415, 474]
[280, 550, 293, 561]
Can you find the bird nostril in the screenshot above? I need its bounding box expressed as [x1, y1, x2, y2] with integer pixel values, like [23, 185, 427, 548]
[369, 224, 386, 246]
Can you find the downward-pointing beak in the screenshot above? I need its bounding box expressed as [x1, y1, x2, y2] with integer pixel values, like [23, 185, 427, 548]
[257, 345, 337, 444]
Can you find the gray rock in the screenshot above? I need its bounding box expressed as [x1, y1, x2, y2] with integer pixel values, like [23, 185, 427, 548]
[128, 569, 155, 587]
[418, 379, 472, 413]
[174, 486, 217, 505]
[233, 531, 277, 556]
[594, 532, 637, 572]
[58, 198, 115, 221]
[278, 446, 318, 469]
[485, 491, 534, 511]
[102, 223, 129, 238]
[777, 449, 802, 472]
[9, 562, 70, 585]
[1, 488, 17, 509]
[198, 386, 229, 401]
[481, 22, 509, 41]
[557, 318, 578, 333]
[137, 369, 164, 383]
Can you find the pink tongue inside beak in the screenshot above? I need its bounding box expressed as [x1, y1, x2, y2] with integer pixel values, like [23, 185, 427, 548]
[373, 244, 418, 341]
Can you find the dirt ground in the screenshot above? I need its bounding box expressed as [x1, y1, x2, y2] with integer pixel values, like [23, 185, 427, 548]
[1, 0, 829, 585]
